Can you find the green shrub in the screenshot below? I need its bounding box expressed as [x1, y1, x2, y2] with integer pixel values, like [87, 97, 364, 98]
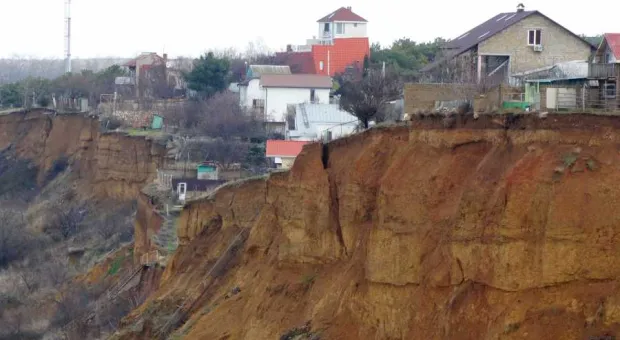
[562, 153, 578, 168]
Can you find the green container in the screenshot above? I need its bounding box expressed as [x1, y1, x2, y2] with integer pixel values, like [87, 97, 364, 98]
[197, 165, 216, 173]
[502, 101, 530, 110]
[151, 115, 163, 130]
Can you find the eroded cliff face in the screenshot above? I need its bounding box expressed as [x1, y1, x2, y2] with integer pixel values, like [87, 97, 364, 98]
[120, 115, 620, 339]
[0, 110, 164, 199]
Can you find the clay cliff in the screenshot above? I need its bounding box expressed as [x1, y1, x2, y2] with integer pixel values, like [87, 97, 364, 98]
[118, 114, 620, 340]
[0, 109, 165, 199]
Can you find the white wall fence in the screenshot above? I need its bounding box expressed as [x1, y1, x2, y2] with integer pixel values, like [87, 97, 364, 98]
[157, 170, 173, 190]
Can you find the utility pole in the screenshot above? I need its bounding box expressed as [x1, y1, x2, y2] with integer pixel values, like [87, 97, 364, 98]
[64, 0, 72, 74]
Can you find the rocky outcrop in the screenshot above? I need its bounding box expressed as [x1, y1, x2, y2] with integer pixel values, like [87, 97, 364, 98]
[0, 109, 165, 199]
[117, 114, 620, 340]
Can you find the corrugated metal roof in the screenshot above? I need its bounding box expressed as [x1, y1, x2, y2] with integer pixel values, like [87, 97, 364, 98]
[317, 7, 367, 23]
[289, 104, 357, 140]
[297, 103, 356, 124]
[260, 74, 332, 88]
[514, 60, 589, 80]
[266, 140, 309, 157]
[248, 65, 291, 79]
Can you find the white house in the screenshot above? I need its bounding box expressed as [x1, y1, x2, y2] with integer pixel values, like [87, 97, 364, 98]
[316, 6, 368, 42]
[260, 74, 332, 120]
[239, 65, 291, 111]
[286, 103, 357, 141]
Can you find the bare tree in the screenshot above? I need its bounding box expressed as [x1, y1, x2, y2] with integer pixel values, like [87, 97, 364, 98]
[338, 68, 402, 129]
[137, 64, 174, 102]
[44, 203, 87, 240]
[185, 92, 263, 139]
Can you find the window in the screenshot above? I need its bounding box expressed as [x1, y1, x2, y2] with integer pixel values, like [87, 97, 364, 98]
[323, 23, 330, 33]
[353, 23, 358, 27]
[310, 89, 316, 103]
[252, 99, 264, 108]
[319, 61, 324, 71]
[336, 23, 345, 34]
[527, 29, 541, 45]
[604, 83, 616, 99]
[605, 53, 612, 63]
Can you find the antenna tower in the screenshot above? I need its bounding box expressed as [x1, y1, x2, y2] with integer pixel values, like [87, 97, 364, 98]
[64, 0, 72, 73]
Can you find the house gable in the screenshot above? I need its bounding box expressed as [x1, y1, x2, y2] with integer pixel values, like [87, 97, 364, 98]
[596, 33, 620, 63]
[477, 13, 593, 73]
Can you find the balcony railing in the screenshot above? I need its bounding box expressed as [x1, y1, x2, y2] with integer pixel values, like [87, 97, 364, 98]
[588, 63, 619, 79]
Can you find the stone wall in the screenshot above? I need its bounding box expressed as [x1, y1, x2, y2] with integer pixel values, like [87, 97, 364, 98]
[478, 13, 593, 74]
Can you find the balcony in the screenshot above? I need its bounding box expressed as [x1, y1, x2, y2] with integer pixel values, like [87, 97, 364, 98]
[588, 63, 620, 79]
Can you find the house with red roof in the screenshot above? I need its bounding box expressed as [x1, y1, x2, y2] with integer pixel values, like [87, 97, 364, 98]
[591, 34, 620, 104]
[276, 7, 370, 77]
[122, 52, 168, 98]
[595, 34, 620, 64]
[265, 140, 309, 169]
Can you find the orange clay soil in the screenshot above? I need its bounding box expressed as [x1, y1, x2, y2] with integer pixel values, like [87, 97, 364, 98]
[116, 114, 620, 339]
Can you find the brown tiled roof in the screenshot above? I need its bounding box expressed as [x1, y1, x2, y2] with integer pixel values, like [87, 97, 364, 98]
[260, 74, 332, 89]
[317, 7, 367, 23]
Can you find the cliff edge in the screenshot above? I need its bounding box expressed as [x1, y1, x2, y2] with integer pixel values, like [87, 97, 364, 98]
[0, 109, 165, 199]
[117, 114, 620, 340]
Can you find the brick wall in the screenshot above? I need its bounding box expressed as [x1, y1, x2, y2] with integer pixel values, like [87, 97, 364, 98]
[403, 83, 478, 113]
[478, 13, 592, 74]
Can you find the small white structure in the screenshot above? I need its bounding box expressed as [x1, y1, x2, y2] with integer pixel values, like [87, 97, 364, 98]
[177, 182, 187, 202]
[286, 103, 357, 141]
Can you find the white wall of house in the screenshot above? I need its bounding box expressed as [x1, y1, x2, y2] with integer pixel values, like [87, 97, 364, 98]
[317, 21, 367, 40]
[288, 123, 356, 141]
[605, 45, 618, 63]
[239, 79, 263, 108]
[264, 88, 330, 120]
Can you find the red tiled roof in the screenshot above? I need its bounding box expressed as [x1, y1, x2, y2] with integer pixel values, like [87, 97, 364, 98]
[312, 38, 370, 76]
[260, 74, 332, 88]
[274, 52, 316, 74]
[317, 7, 367, 22]
[604, 33, 620, 60]
[266, 140, 309, 157]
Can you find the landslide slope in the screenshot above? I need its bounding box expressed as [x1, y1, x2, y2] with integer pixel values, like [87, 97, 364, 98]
[119, 115, 620, 340]
[0, 109, 165, 199]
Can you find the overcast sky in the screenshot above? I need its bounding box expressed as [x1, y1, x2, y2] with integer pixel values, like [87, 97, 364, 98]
[1, 0, 617, 59]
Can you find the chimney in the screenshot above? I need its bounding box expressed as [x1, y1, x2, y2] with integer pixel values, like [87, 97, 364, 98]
[347, 6, 351, 10]
[286, 44, 293, 52]
[516, 3, 524, 12]
[163, 53, 168, 62]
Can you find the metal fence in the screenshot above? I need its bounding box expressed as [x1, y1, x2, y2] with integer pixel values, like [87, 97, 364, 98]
[542, 85, 620, 114]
